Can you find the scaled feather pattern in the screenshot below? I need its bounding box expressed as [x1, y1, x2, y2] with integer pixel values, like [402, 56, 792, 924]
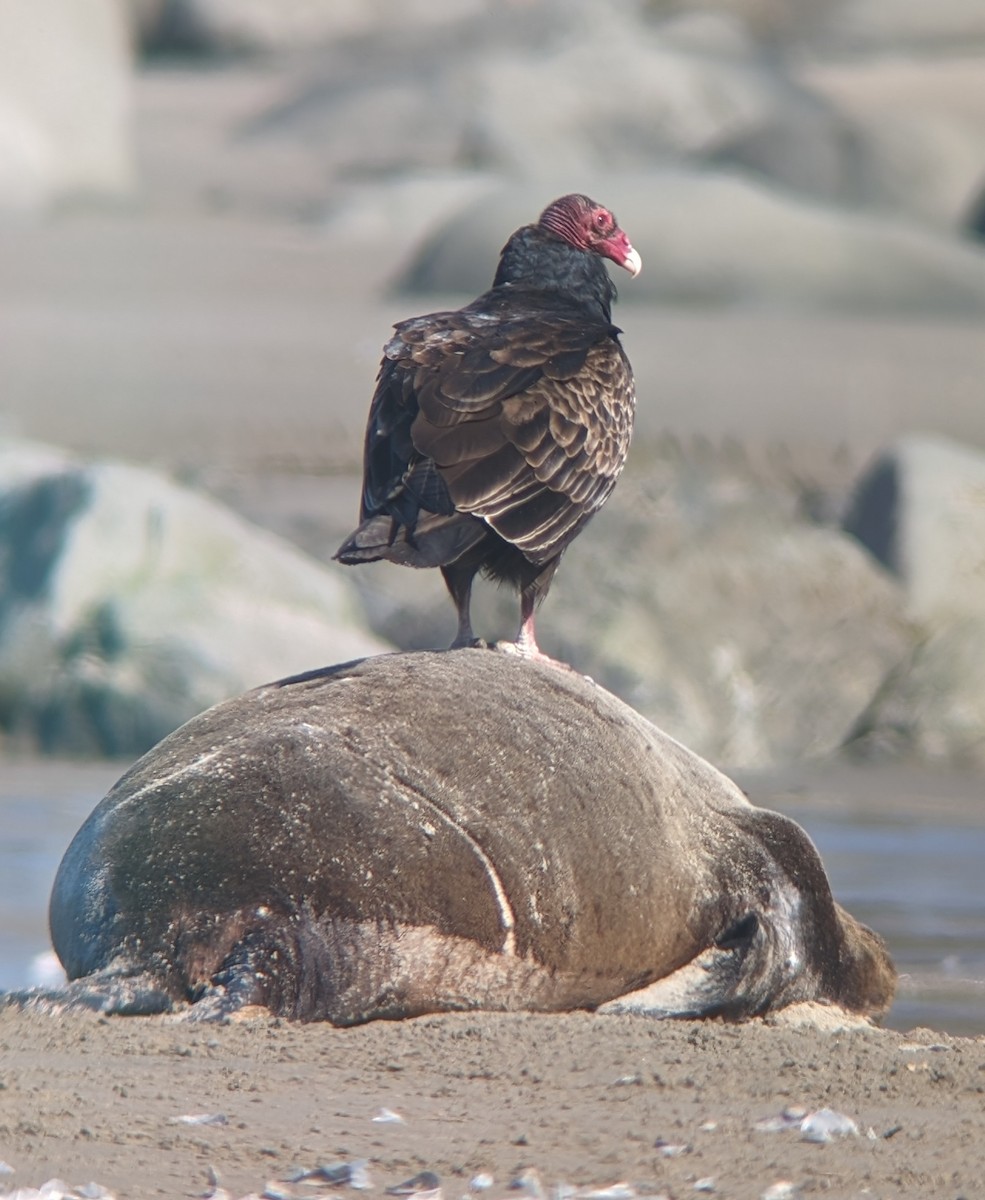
[335, 193, 640, 659]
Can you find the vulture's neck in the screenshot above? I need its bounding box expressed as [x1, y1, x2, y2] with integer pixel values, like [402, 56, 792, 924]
[492, 226, 617, 323]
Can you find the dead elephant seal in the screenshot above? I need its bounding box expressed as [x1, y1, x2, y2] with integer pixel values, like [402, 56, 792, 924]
[15, 650, 895, 1024]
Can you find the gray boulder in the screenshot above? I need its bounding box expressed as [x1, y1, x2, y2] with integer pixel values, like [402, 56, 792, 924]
[827, 0, 985, 51]
[135, 0, 481, 54]
[461, 9, 852, 196]
[397, 175, 985, 315]
[222, 3, 861, 209]
[844, 435, 985, 625]
[849, 112, 985, 233]
[552, 463, 912, 769]
[843, 435, 985, 767]
[846, 621, 985, 769]
[801, 56, 985, 231]
[0, 0, 133, 216]
[134, 0, 985, 238]
[0, 441, 389, 755]
[131, 0, 985, 239]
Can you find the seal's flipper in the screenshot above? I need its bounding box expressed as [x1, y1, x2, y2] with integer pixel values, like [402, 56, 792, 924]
[1, 970, 175, 1017]
[182, 957, 271, 1022]
[596, 910, 793, 1020]
[597, 945, 748, 1019]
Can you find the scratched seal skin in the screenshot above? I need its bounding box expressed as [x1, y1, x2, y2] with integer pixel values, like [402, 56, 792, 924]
[9, 649, 895, 1024]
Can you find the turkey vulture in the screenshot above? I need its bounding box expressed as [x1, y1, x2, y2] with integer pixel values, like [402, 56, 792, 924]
[335, 193, 640, 659]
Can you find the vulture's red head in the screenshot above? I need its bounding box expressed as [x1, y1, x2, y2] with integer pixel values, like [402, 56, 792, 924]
[538, 194, 642, 278]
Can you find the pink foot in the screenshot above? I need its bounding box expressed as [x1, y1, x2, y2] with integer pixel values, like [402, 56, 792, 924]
[491, 639, 576, 672]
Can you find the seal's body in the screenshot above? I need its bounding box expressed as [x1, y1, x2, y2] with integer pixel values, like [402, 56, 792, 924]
[26, 650, 894, 1024]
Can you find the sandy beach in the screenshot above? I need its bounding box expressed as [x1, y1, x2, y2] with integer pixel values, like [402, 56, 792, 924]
[2, 1004, 983, 1199]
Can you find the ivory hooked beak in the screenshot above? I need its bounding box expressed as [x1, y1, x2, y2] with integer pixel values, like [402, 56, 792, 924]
[622, 245, 642, 278]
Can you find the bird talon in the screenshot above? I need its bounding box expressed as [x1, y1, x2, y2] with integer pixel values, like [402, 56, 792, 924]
[491, 639, 524, 657]
[449, 636, 488, 651]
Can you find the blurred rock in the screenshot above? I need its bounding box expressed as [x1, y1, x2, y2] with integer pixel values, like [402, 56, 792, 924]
[0, 440, 389, 756]
[651, 0, 841, 48]
[241, 4, 860, 205]
[397, 175, 985, 314]
[131, 0, 985, 241]
[136, 0, 482, 55]
[461, 8, 853, 196]
[843, 435, 985, 767]
[846, 620, 985, 769]
[844, 435, 985, 625]
[826, 0, 985, 52]
[555, 458, 911, 768]
[129, 0, 167, 40]
[847, 112, 985, 232]
[969, 183, 985, 241]
[0, 0, 133, 216]
[803, 56, 985, 230]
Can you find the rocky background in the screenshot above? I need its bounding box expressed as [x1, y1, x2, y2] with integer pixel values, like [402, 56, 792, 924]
[1, 0, 985, 772]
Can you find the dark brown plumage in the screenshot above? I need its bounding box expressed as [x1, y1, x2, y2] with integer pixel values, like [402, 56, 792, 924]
[335, 193, 640, 659]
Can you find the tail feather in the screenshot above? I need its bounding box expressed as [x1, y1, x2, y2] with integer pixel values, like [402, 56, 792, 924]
[334, 515, 394, 564]
[334, 512, 486, 569]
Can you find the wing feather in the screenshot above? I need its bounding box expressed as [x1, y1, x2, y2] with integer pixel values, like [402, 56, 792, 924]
[356, 302, 635, 567]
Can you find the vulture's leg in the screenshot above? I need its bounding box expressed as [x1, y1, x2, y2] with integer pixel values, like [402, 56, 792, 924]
[441, 562, 481, 648]
[512, 561, 566, 665]
[515, 587, 542, 658]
